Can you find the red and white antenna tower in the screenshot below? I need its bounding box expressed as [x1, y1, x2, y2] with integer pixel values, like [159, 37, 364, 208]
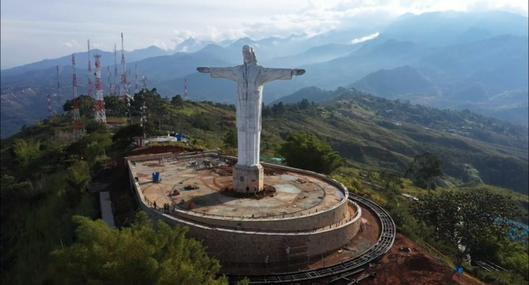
[72, 54, 83, 138]
[94, 54, 107, 124]
[87, 40, 94, 98]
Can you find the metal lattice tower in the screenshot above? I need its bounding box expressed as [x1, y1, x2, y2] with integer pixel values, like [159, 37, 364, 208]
[134, 63, 138, 94]
[120, 32, 133, 122]
[114, 43, 119, 96]
[87, 40, 94, 98]
[94, 55, 107, 124]
[47, 92, 53, 117]
[107, 66, 114, 96]
[184, 79, 188, 99]
[140, 100, 147, 129]
[141, 75, 148, 90]
[48, 66, 59, 116]
[72, 53, 84, 138]
[54, 65, 61, 113]
[120, 32, 129, 99]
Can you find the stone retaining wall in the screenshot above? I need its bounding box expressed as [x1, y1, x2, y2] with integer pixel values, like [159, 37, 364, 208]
[126, 152, 362, 270]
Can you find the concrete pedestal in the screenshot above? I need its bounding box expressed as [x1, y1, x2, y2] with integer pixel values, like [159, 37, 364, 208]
[233, 164, 264, 193]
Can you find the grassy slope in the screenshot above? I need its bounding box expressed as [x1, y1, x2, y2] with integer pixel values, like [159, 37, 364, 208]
[2, 92, 527, 283]
[151, 91, 527, 194]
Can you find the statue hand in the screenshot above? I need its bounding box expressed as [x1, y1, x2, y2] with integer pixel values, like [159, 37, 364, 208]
[293, 69, 305, 76]
[197, 67, 210, 73]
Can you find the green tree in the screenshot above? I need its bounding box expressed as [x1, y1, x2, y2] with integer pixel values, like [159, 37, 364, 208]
[270, 102, 285, 114]
[0, 175, 34, 217]
[111, 124, 144, 155]
[412, 189, 520, 258]
[49, 213, 228, 285]
[171, 94, 184, 107]
[379, 171, 401, 196]
[405, 152, 442, 190]
[65, 161, 90, 190]
[85, 120, 107, 133]
[190, 113, 216, 130]
[223, 128, 237, 148]
[63, 95, 95, 117]
[297, 99, 311, 109]
[104, 96, 129, 117]
[131, 88, 166, 135]
[64, 161, 90, 206]
[12, 139, 41, 175]
[279, 132, 343, 174]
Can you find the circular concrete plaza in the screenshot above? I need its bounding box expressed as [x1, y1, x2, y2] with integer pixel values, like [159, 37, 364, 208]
[127, 152, 383, 276]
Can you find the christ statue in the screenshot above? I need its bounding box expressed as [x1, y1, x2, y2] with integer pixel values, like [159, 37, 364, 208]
[197, 45, 305, 193]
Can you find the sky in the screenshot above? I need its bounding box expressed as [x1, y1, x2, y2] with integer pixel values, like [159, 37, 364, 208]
[1, 0, 528, 69]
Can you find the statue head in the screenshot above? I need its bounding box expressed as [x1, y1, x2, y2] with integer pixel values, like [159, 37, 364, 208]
[242, 45, 257, 64]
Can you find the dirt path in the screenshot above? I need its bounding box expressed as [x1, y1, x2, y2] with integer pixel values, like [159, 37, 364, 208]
[363, 234, 483, 285]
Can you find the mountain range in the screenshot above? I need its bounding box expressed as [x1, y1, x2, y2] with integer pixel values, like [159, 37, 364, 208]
[266, 88, 528, 194]
[1, 10, 528, 138]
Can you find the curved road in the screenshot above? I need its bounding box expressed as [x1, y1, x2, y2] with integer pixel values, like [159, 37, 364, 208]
[230, 193, 396, 284]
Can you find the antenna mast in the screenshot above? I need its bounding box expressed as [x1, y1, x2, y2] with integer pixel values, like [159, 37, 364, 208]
[120, 32, 128, 98]
[94, 54, 107, 124]
[114, 43, 119, 96]
[184, 79, 188, 99]
[134, 63, 138, 94]
[49, 66, 59, 116]
[55, 65, 61, 111]
[56, 65, 61, 94]
[87, 40, 94, 98]
[72, 54, 83, 138]
[107, 66, 113, 96]
[120, 32, 132, 122]
[47, 92, 53, 117]
[141, 75, 148, 90]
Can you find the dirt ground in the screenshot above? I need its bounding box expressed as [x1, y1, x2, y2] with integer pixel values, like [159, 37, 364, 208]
[308, 206, 381, 270]
[362, 234, 483, 285]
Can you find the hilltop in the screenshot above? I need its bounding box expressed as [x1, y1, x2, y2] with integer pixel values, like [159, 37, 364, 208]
[2, 87, 528, 284]
[5, 87, 527, 194]
[275, 87, 528, 193]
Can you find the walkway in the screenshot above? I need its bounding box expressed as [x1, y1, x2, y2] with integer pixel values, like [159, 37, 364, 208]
[99, 191, 116, 228]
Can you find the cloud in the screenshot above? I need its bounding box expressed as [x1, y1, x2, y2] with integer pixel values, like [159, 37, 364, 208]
[151, 39, 170, 50]
[2, 0, 528, 68]
[63, 39, 79, 48]
[351, 32, 380, 44]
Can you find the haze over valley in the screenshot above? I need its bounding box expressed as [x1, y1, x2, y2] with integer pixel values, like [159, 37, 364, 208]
[1, 10, 528, 138]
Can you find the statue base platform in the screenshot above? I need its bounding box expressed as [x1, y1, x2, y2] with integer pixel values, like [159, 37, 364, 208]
[233, 164, 264, 193]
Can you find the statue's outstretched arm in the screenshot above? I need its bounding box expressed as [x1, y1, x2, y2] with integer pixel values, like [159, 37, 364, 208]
[197, 67, 238, 81]
[260, 68, 305, 84]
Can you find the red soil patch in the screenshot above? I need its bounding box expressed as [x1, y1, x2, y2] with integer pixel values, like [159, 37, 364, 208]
[363, 234, 483, 285]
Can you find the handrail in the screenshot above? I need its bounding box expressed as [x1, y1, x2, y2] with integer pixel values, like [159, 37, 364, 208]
[229, 193, 396, 284]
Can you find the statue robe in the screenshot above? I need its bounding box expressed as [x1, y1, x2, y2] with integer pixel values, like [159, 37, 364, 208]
[207, 64, 295, 166]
